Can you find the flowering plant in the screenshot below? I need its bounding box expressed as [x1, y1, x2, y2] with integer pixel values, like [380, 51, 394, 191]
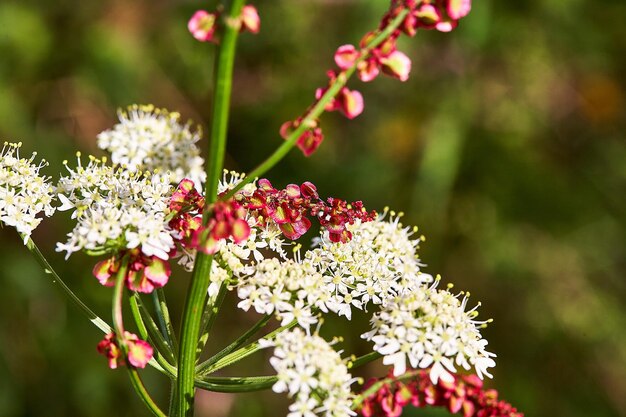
[0, 1, 523, 417]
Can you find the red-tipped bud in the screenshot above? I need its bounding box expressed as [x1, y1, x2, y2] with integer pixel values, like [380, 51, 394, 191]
[380, 50, 412, 82]
[300, 182, 318, 199]
[240, 5, 260, 34]
[334, 44, 360, 70]
[188, 10, 218, 42]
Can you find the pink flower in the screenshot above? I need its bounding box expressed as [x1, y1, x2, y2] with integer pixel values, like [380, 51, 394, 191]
[380, 50, 412, 82]
[192, 200, 251, 254]
[280, 119, 324, 157]
[446, 0, 472, 20]
[92, 250, 172, 294]
[188, 10, 218, 42]
[240, 5, 260, 34]
[357, 370, 523, 417]
[334, 44, 360, 70]
[97, 332, 153, 369]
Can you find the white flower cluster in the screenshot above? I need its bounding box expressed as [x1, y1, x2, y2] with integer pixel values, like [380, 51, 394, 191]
[97, 105, 205, 185]
[55, 155, 175, 259]
[306, 210, 432, 319]
[264, 328, 356, 417]
[0, 142, 56, 242]
[361, 280, 496, 384]
[236, 257, 325, 329]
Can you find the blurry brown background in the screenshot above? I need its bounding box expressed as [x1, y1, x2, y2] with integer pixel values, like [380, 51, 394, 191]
[0, 0, 625, 416]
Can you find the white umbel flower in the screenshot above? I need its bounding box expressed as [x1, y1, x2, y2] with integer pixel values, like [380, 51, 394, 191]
[56, 154, 175, 259]
[362, 279, 496, 384]
[0, 142, 56, 243]
[307, 209, 432, 318]
[236, 257, 327, 329]
[97, 105, 205, 185]
[265, 328, 356, 417]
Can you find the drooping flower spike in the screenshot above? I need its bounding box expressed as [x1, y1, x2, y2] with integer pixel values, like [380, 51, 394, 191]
[281, 0, 472, 157]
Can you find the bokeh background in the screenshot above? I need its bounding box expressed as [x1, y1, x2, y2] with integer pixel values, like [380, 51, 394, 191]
[0, 0, 625, 416]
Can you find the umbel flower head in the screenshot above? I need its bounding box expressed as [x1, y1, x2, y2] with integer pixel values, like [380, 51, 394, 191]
[97, 105, 205, 186]
[307, 210, 432, 318]
[263, 328, 356, 417]
[0, 142, 56, 242]
[362, 279, 496, 385]
[56, 154, 175, 261]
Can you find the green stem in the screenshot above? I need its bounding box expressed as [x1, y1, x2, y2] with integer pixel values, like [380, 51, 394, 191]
[130, 293, 176, 365]
[349, 351, 382, 369]
[195, 281, 228, 362]
[222, 8, 410, 199]
[176, 0, 247, 415]
[112, 258, 166, 417]
[196, 314, 271, 374]
[21, 234, 111, 334]
[154, 289, 178, 354]
[196, 375, 277, 393]
[199, 319, 297, 377]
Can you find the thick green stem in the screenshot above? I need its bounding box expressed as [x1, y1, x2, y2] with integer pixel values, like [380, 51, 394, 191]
[21, 234, 111, 334]
[175, 0, 247, 415]
[223, 8, 410, 199]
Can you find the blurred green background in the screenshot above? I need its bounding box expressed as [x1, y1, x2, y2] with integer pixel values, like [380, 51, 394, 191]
[0, 0, 625, 416]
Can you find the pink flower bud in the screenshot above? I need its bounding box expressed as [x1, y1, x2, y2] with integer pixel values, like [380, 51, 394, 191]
[446, 0, 472, 20]
[435, 19, 458, 32]
[380, 50, 412, 82]
[188, 10, 218, 42]
[125, 332, 153, 368]
[240, 5, 260, 34]
[338, 88, 364, 119]
[334, 44, 360, 70]
[357, 59, 380, 82]
[296, 127, 324, 156]
[415, 4, 442, 29]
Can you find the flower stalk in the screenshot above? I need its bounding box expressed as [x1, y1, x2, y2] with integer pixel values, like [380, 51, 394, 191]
[175, 0, 247, 415]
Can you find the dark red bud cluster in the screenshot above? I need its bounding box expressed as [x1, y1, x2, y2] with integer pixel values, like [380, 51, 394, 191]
[359, 370, 523, 417]
[169, 179, 251, 255]
[241, 179, 376, 242]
